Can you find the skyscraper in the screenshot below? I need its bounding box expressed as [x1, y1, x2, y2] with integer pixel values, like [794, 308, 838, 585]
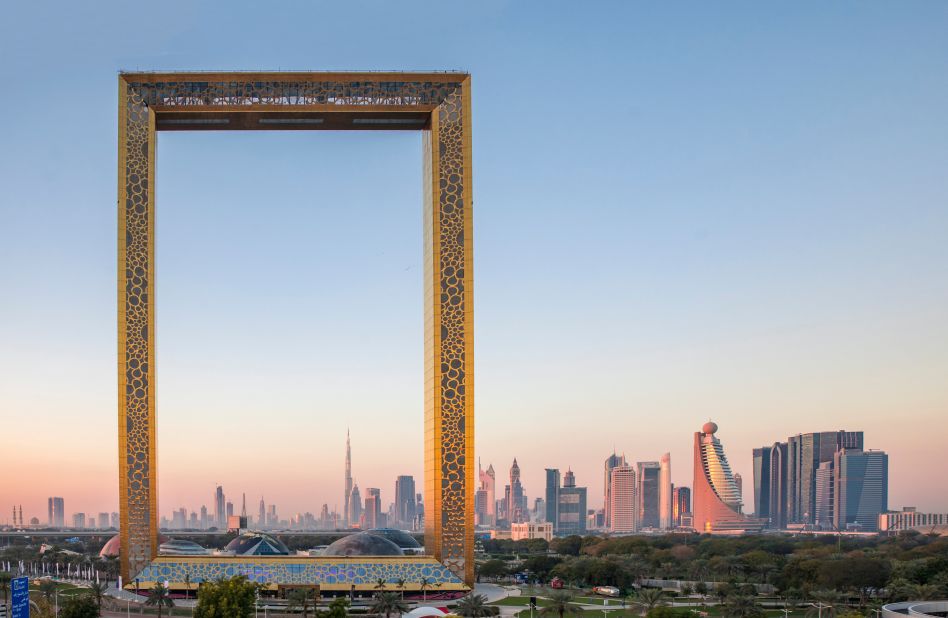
[659, 453, 672, 530]
[673, 486, 691, 527]
[733, 473, 743, 505]
[610, 465, 636, 533]
[241, 493, 247, 518]
[815, 461, 834, 528]
[506, 459, 526, 524]
[545, 468, 561, 529]
[787, 430, 863, 524]
[344, 429, 353, 528]
[47, 497, 64, 528]
[637, 461, 661, 529]
[214, 486, 225, 528]
[478, 461, 496, 526]
[834, 449, 888, 531]
[348, 484, 362, 527]
[556, 469, 587, 535]
[200, 505, 208, 530]
[395, 476, 416, 529]
[603, 452, 627, 530]
[693, 421, 763, 533]
[258, 497, 266, 530]
[753, 442, 790, 528]
[364, 488, 382, 529]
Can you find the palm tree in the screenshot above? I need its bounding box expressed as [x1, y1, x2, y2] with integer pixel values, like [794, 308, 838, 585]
[288, 588, 316, 618]
[371, 591, 409, 618]
[0, 572, 11, 609]
[723, 596, 764, 618]
[456, 593, 494, 618]
[376, 578, 388, 591]
[183, 572, 192, 600]
[395, 578, 406, 599]
[88, 580, 110, 614]
[145, 583, 175, 618]
[630, 589, 666, 616]
[539, 591, 582, 618]
[39, 579, 58, 602]
[419, 577, 431, 601]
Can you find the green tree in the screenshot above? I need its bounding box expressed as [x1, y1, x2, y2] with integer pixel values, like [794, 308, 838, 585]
[456, 593, 496, 617]
[539, 591, 582, 618]
[630, 589, 666, 616]
[550, 536, 583, 556]
[722, 596, 764, 618]
[88, 580, 110, 614]
[39, 579, 58, 602]
[60, 594, 100, 618]
[0, 572, 11, 609]
[194, 576, 259, 618]
[478, 560, 508, 581]
[370, 591, 409, 618]
[324, 596, 351, 618]
[145, 583, 175, 618]
[287, 588, 317, 618]
[806, 591, 842, 618]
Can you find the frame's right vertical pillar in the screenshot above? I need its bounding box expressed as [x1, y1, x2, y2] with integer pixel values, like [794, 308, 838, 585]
[424, 77, 475, 586]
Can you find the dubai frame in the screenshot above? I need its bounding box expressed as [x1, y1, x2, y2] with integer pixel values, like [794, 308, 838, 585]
[117, 72, 474, 584]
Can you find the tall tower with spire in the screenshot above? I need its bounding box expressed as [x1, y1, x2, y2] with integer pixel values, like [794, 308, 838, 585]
[241, 493, 247, 518]
[344, 429, 353, 528]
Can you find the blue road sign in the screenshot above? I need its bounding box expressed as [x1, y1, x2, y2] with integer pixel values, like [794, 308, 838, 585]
[10, 576, 29, 618]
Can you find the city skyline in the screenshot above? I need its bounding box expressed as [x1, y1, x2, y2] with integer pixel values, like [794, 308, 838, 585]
[2, 422, 927, 528]
[3, 3, 948, 523]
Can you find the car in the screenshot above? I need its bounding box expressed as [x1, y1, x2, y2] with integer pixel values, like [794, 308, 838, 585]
[593, 586, 621, 597]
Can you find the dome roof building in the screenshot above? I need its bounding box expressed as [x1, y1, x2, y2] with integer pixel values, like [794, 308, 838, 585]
[223, 532, 290, 556]
[159, 538, 208, 556]
[323, 532, 404, 557]
[365, 528, 421, 551]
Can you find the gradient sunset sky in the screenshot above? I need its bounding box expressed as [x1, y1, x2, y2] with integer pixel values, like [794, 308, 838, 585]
[1, 1, 947, 524]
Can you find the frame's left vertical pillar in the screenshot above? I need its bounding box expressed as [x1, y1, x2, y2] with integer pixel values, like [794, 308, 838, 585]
[118, 76, 158, 582]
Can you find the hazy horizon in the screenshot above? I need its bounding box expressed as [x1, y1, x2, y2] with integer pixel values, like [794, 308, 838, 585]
[2, 1, 948, 524]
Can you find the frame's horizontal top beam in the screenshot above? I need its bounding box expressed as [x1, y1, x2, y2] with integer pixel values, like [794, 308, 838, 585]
[120, 71, 469, 84]
[155, 110, 432, 131]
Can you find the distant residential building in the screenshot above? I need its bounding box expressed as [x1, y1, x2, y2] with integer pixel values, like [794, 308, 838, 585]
[475, 489, 489, 526]
[659, 454, 672, 530]
[879, 508, 948, 534]
[72, 513, 85, 528]
[258, 497, 266, 530]
[111, 512, 120, 529]
[533, 498, 545, 522]
[673, 486, 691, 527]
[610, 465, 636, 533]
[200, 505, 208, 530]
[511, 521, 553, 542]
[603, 452, 628, 530]
[733, 473, 743, 506]
[693, 421, 764, 533]
[226, 501, 234, 519]
[834, 449, 887, 531]
[637, 461, 661, 529]
[557, 469, 587, 535]
[48, 497, 65, 528]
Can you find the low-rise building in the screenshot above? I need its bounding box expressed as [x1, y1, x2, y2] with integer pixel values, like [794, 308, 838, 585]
[511, 521, 553, 542]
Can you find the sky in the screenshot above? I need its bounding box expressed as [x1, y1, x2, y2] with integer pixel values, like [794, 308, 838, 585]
[1, 1, 947, 524]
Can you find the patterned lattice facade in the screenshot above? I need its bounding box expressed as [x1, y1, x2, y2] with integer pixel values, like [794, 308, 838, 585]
[135, 556, 466, 592]
[118, 72, 474, 584]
